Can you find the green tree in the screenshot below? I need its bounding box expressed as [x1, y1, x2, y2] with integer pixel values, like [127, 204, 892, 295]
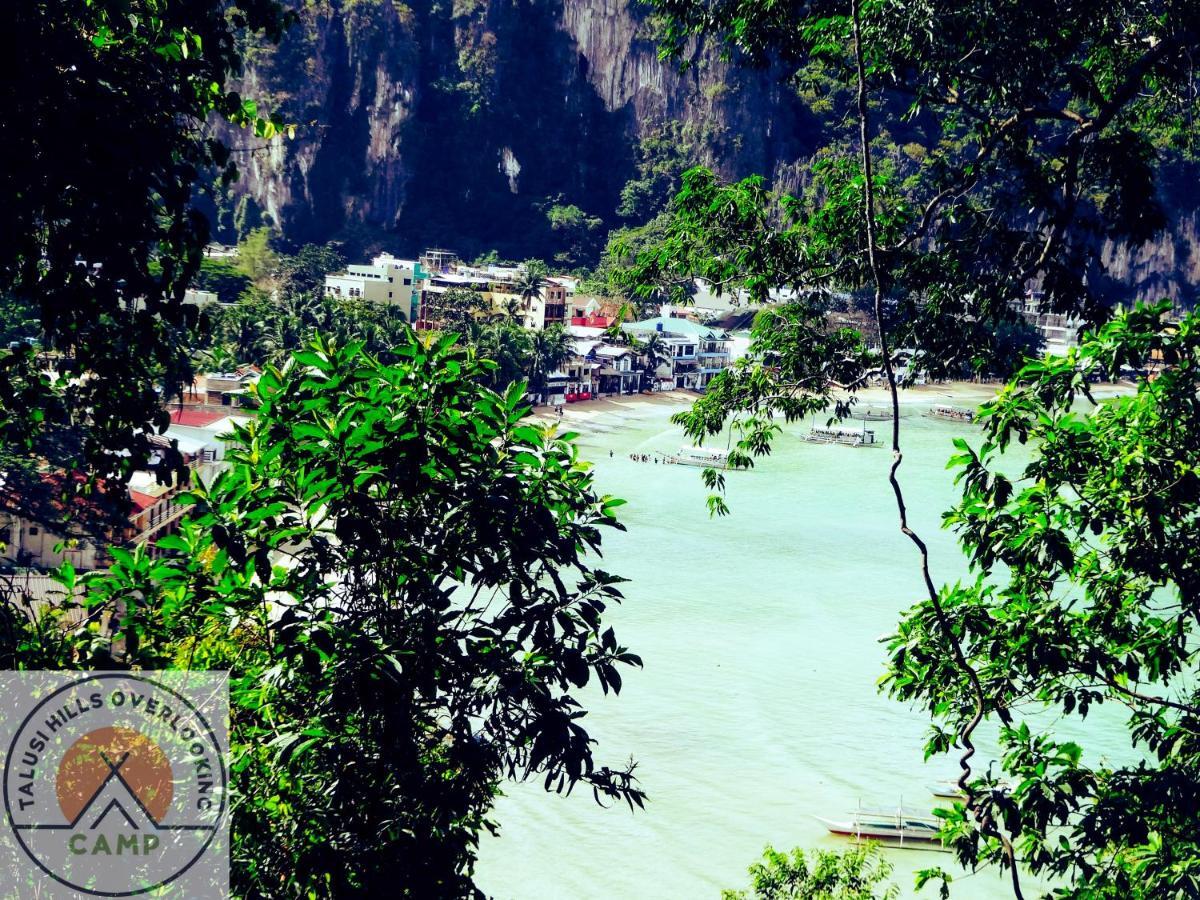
[0, 0, 290, 515]
[516, 268, 547, 312]
[631, 331, 671, 391]
[471, 320, 534, 390]
[527, 324, 573, 402]
[234, 226, 281, 285]
[194, 258, 252, 305]
[632, 1, 1200, 895]
[888, 304, 1200, 898]
[423, 287, 490, 334]
[722, 845, 897, 900]
[546, 203, 604, 268]
[276, 242, 347, 298]
[20, 336, 643, 896]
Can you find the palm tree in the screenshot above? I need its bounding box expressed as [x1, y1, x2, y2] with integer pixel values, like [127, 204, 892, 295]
[515, 270, 545, 312]
[637, 332, 671, 392]
[527, 324, 572, 403]
[192, 343, 238, 374]
[473, 321, 533, 390]
[490, 296, 524, 324]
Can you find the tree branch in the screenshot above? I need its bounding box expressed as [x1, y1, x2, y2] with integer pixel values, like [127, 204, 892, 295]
[851, 4, 1024, 896]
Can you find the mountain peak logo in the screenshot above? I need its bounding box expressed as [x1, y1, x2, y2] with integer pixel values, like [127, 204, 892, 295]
[1, 673, 228, 898]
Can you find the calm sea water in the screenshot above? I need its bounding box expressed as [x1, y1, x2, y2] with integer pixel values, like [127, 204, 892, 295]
[474, 389, 1133, 899]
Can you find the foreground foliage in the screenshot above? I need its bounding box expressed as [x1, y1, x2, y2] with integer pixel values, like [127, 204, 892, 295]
[1, 0, 289, 497]
[722, 844, 897, 900]
[888, 304, 1200, 897]
[10, 336, 642, 896]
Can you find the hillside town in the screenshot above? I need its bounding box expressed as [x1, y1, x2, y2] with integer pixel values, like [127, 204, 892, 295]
[3, 245, 761, 575]
[3, 238, 1106, 579]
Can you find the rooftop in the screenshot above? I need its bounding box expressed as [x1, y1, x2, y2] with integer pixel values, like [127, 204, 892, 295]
[624, 317, 729, 340]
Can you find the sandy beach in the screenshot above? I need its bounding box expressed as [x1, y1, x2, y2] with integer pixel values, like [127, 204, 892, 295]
[527, 379, 1137, 437]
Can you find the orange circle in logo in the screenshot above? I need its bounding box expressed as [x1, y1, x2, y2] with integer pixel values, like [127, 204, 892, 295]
[56, 726, 173, 824]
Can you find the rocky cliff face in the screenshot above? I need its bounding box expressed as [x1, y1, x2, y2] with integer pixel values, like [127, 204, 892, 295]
[216, 0, 809, 260]
[218, 0, 1197, 304]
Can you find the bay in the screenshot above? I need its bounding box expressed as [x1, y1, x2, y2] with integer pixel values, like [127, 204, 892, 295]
[475, 388, 1133, 899]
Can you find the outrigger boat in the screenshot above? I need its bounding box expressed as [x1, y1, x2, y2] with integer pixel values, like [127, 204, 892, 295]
[803, 424, 878, 447]
[848, 406, 895, 421]
[927, 404, 975, 423]
[928, 780, 966, 800]
[664, 446, 731, 469]
[817, 802, 945, 848]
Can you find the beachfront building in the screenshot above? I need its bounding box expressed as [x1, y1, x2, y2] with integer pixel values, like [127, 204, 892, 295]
[593, 345, 641, 396]
[0, 431, 221, 570]
[623, 317, 733, 390]
[418, 259, 568, 331]
[1012, 289, 1081, 356]
[324, 253, 426, 322]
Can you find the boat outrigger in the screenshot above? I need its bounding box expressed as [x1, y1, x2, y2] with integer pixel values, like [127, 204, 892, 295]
[927, 404, 975, 423]
[818, 802, 945, 849]
[664, 446, 731, 469]
[803, 424, 878, 447]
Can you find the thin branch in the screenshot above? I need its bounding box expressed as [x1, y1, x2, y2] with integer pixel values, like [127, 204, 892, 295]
[850, 4, 1024, 897]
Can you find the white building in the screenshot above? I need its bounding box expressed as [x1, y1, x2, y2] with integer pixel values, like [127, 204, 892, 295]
[1012, 290, 1081, 356]
[623, 317, 733, 390]
[324, 253, 424, 321]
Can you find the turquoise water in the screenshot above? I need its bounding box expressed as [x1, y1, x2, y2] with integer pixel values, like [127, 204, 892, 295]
[474, 391, 1132, 899]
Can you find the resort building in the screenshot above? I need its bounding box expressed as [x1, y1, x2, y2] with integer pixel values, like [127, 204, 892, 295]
[623, 317, 733, 390]
[1012, 289, 1082, 356]
[592, 345, 641, 396]
[324, 253, 426, 321]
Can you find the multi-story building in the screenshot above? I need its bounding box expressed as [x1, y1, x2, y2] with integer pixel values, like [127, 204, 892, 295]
[623, 317, 733, 390]
[417, 258, 568, 331]
[324, 253, 426, 322]
[1011, 289, 1081, 356]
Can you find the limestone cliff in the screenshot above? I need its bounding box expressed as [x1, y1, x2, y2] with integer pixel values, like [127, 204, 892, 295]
[217, 0, 1197, 303]
[216, 0, 809, 260]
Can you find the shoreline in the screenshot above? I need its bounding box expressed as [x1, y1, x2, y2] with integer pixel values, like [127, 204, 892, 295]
[526, 379, 1137, 434]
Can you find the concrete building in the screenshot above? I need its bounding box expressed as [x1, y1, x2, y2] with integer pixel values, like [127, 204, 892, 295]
[624, 317, 733, 390]
[418, 261, 568, 331]
[324, 253, 426, 321]
[1012, 289, 1081, 356]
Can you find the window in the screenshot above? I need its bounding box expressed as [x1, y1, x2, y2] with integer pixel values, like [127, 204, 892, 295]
[403, 277, 412, 285]
[388, 291, 393, 298]
[28, 526, 39, 536]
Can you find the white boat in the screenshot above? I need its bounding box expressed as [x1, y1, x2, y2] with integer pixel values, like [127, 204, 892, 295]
[849, 406, 896, 421]
[803, 424, 878, 447]
[928, 780, 966, 799]
[817, 804, 944, 848]
[664, 446, 731, 469]
[928, 404, 975, 423]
